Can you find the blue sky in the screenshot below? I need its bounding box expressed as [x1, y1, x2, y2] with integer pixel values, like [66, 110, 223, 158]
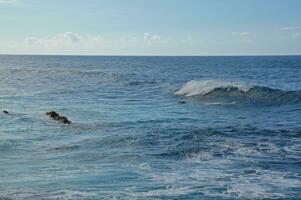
[0, 0, 301, 55]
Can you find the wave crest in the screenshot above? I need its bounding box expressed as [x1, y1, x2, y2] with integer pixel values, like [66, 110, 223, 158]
[175, 80, 301, 105]
[175, 80, 251, 97]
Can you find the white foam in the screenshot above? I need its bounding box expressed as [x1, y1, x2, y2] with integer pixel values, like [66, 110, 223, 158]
[130, 186, 194, 198]
[204, 101, 237, 105]
[175, 80, 251, 97]
[0, 190, 99, 200]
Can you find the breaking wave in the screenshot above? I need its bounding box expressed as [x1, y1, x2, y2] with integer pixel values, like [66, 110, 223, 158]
[175, 80, 301, 105]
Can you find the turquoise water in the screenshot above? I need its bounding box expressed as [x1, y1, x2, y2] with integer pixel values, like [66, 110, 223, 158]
[0, 55, 301, 199]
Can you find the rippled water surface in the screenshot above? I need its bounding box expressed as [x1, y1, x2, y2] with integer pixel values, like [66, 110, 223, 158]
[0, 55, 301, 199]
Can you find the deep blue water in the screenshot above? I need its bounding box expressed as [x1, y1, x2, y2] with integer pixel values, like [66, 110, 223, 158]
[0, 55, 301, 199]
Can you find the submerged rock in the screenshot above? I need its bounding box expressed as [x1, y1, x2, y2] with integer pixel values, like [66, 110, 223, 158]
[46, 111, 72, 124]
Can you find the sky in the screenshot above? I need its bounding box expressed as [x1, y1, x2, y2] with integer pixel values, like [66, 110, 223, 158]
[0, 0, 301, 55]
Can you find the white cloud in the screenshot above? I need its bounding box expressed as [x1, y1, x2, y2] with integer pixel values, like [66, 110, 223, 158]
[280, 26, 301, 40]
[280, 26, 301, 31]
[0, 32, 201, 55]
[59, 32, 81, 42]
[232, 32, 249, 36]
[22, 32, 99, 47]
[143, 33, 161, 42]
[183, 36, 192, 42]
[282, 32, 301, 40]
[0, 0, 17, 4]
[3, 32, 107, 54]
[20, 32, 163, 49]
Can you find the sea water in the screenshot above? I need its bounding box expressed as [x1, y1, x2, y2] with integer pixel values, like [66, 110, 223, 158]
[0, 55, 301, 199]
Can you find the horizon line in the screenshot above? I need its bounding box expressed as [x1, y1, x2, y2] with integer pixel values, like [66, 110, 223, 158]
[0, 53, 301, 57]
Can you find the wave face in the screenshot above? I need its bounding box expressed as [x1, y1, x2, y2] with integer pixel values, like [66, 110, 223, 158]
[176, 80, 301, 105]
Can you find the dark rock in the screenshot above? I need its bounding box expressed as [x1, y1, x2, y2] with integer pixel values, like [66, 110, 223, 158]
[46, 111, 60, 118]
[58, 116, 72, 124]
[46, 111, 72, 124]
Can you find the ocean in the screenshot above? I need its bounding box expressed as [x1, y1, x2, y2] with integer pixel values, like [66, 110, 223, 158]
[0, 55, 301, 199]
